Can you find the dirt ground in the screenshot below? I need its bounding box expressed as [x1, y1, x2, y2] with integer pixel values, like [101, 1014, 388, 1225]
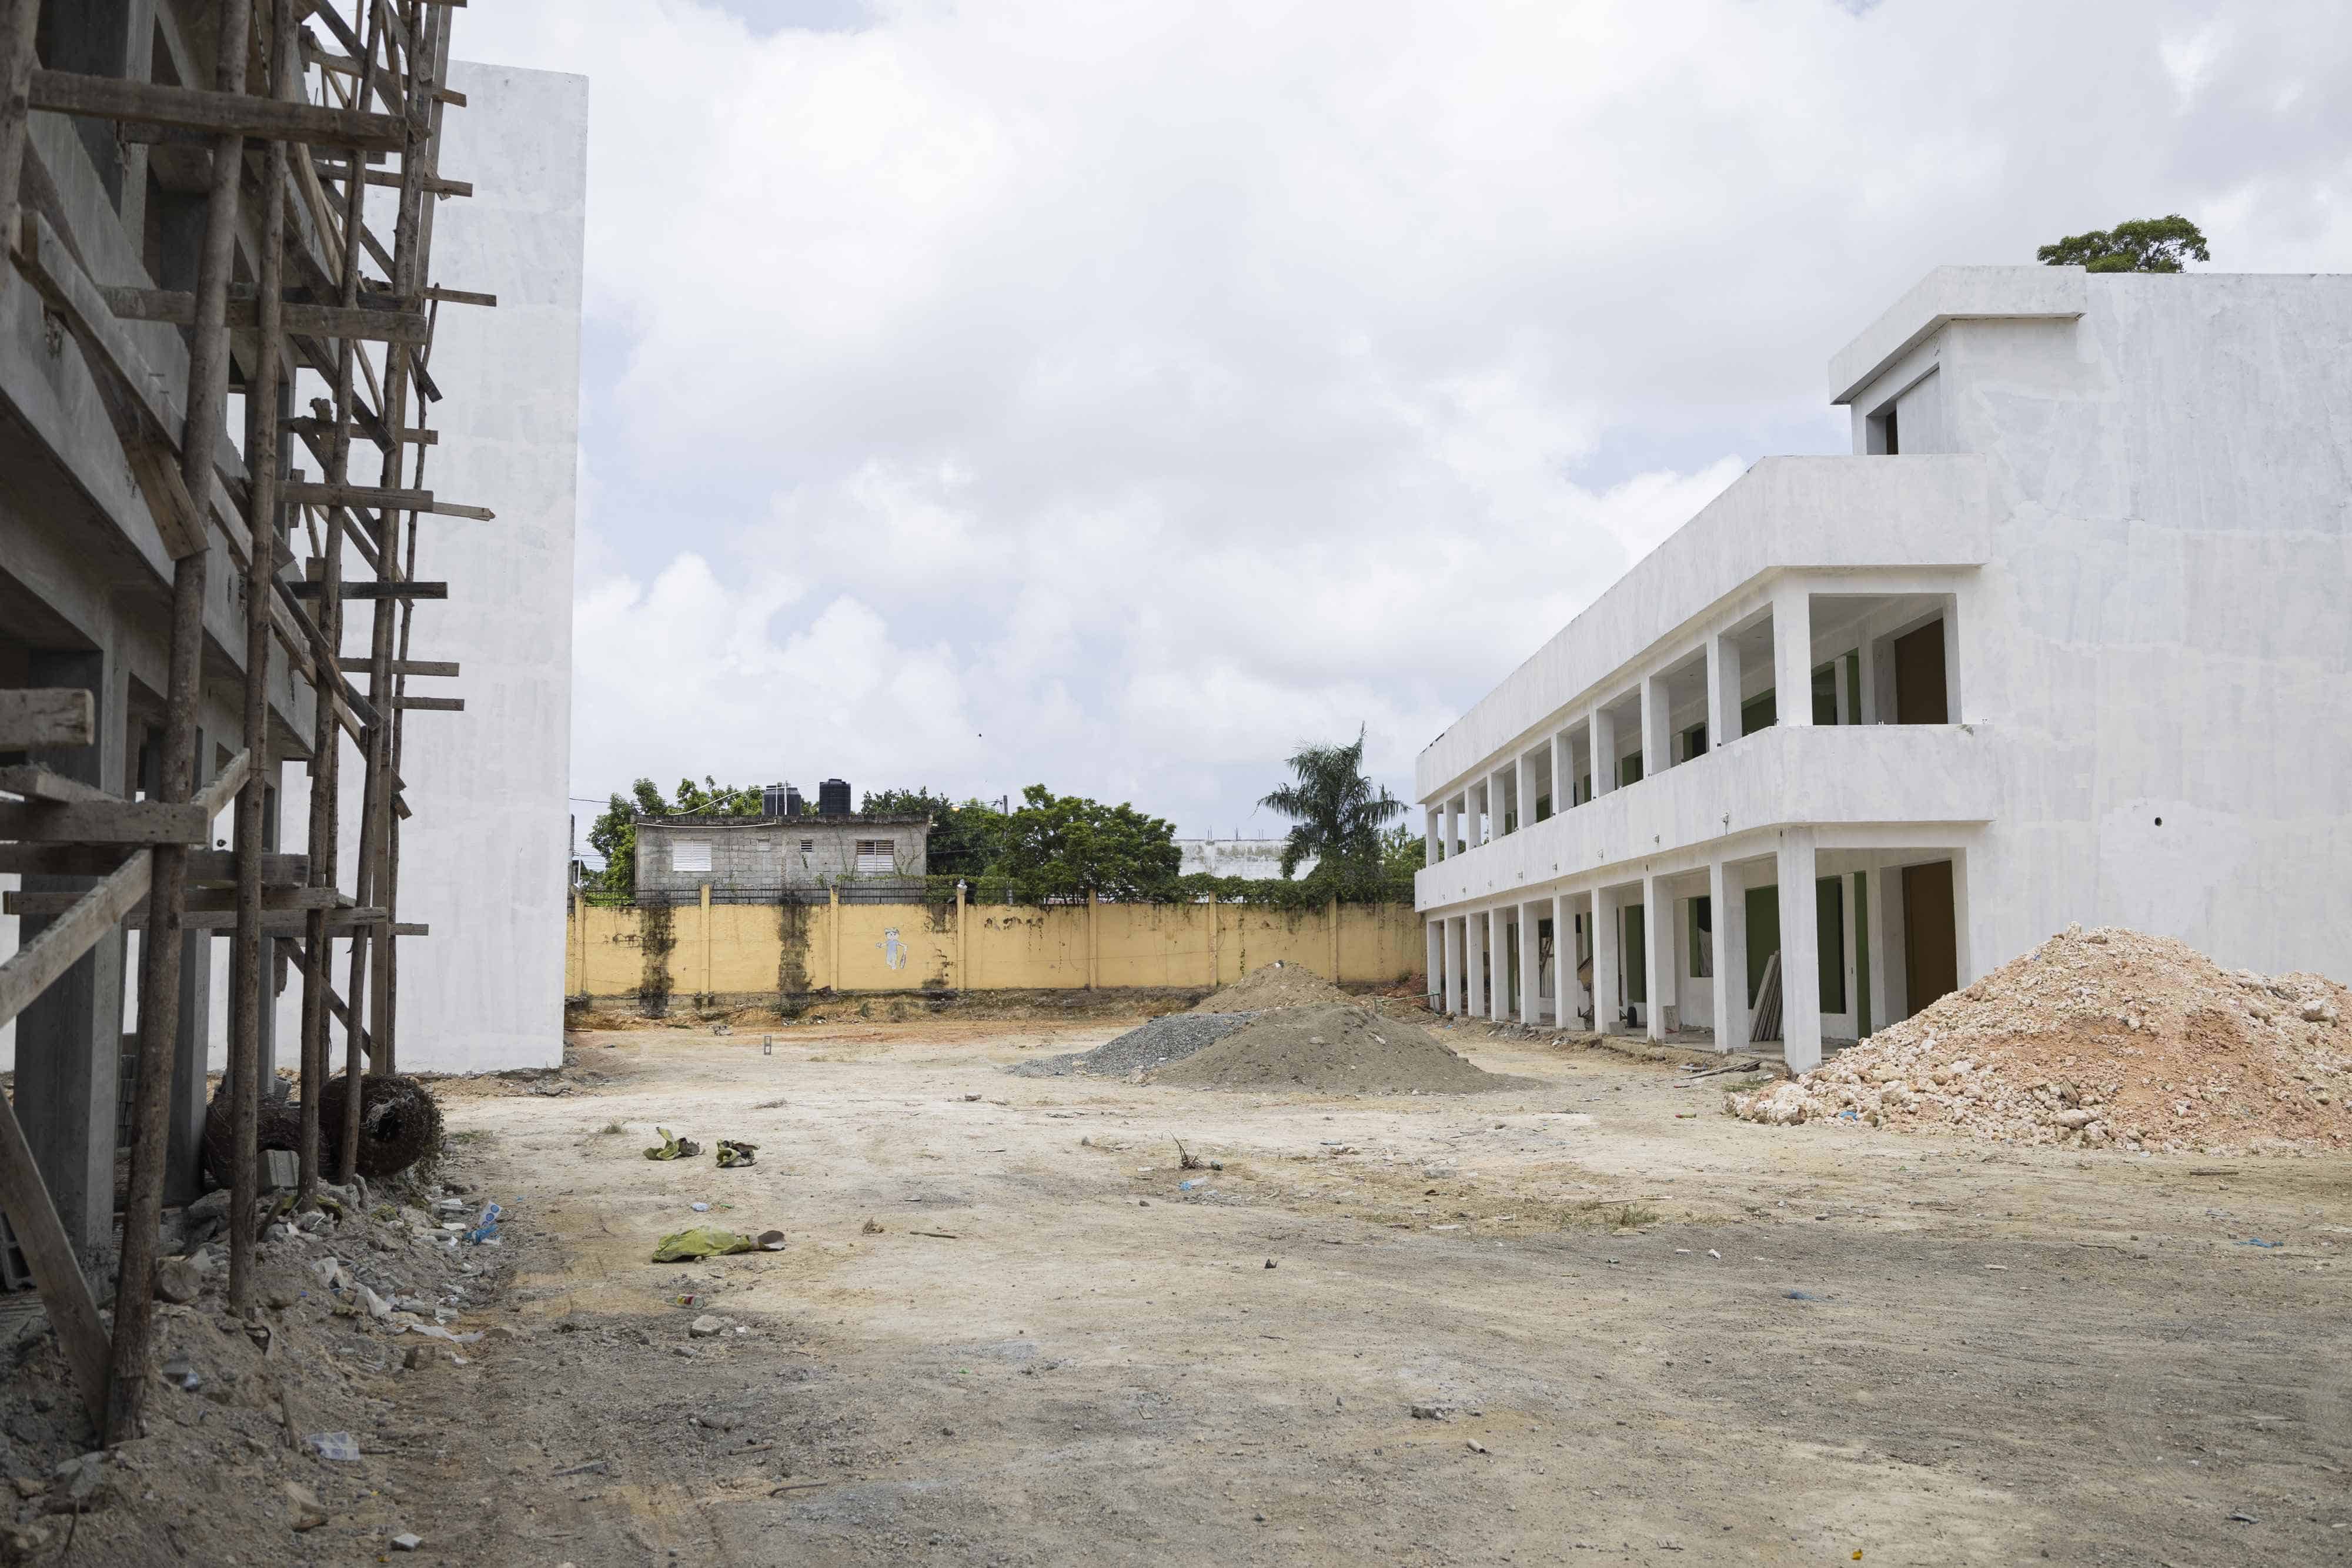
[77, 1012, 2352, 1565]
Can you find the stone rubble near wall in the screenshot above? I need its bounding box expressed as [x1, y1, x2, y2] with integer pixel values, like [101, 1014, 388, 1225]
[1726, 925, 2350, 1155]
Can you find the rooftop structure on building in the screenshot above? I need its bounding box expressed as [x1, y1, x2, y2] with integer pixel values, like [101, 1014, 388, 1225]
[1415, 266, 2352, 1074]
[632, 778, 934, 900]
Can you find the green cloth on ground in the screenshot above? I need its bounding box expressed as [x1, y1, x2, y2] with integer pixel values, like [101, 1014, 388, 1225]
[650, 1225, 754, 1262]
[716, 1139, 757, 1168]
[644, 1127, 702, 1161]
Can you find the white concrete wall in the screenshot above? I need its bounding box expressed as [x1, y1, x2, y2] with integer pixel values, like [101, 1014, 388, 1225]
[1421, 267, 2352, 994]
[275, 62, 588, 1072]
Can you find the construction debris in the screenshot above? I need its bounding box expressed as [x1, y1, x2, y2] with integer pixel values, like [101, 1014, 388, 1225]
[1010, 1012, 1254, 1079]
[318, 1075, 447, 1180]
[1191, 961, 1351, 1014]
[1728, 926, 2350, 1153]
[644, 1128, 704, 1161]
[651, 1226, 757, 1262]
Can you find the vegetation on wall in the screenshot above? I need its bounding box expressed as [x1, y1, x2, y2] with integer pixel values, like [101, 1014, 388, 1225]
[860, 787, 1003, 878]
[585, 775, 770, 897]
[2036, 215, 2209, 273]
[991, 784, 1181, 901]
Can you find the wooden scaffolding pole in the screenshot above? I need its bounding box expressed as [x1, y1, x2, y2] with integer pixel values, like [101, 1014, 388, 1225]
[109, 0, 255, 1444]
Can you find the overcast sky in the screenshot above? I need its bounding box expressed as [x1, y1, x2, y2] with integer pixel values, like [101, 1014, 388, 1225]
[452, 0, 2349, 838]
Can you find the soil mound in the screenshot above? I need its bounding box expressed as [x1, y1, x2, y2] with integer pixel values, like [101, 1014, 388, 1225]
[1728, 925, 2350, 1154]
[1152, 1002, 1515, 1094]
[1010, 1012, 1254, 1079]
[1191, 961, 1348, 1014]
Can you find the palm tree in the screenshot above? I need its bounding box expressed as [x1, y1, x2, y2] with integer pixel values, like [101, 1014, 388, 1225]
[1259, 728, 1405, 878]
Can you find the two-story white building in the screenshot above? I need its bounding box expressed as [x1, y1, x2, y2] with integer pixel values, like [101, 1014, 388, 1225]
[1414, 266, 2352, 1072]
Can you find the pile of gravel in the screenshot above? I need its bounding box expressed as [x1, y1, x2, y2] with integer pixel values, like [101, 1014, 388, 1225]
[1010, 1011, 1257, 1079]
[1190, 961, 1348, 1014]
[1152, 1002, 1517, 1094]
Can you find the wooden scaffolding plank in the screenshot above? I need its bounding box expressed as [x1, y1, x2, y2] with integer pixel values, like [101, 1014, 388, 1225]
[0, 850, 153, 1032]
[0, 690, 95, 749]
[26, 68, 406, 151]
[99, 286, 430, 345]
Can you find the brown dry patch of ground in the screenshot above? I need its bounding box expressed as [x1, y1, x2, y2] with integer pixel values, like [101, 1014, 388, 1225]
[52, 1011, 2348, 1566]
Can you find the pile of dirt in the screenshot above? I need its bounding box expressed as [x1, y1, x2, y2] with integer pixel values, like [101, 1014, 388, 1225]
[1191, 961, 1348, 1014]
[1010, 1012, 1255, 1079]
[1727, 925, 2350, 1154]
[1151, 1002, 1517, 1094]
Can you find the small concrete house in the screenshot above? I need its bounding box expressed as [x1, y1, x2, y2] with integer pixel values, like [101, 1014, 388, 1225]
[1415, 266, 2352, 1072]
[635, 807, 932, 900]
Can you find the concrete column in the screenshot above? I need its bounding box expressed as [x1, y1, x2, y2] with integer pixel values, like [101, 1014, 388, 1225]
[1710, 858, 1747, 1052]
[1879, 862, 1911, 1023]
[1552, 891, 1571, 1026]
[1591, 884, 1621, 1034]
[1445, 797, 1462, 859]
[700, 881, 714, 998]
[1591, 706, 1618, 796]
[1518, 750, 1537, 825]
[1950, 848, 1977, 988]
[1861, 858, 1888, 1036]
[1776, 831, 1823, 1072]
[1552, 731, 1573, 812]
[15, 647, 127, 1254]
[1856, 636, 1880, 724]
[1941, 597, 1965, 725]
[1444, 917, 1464, 1014]
[1493, 770, 1511, 837]
[1642, 672, 1672, 777]
[1715, 631, 1747, 745]
[1773, 582, 1813, 728]
[1425, 807, 1440, 865]
[1426, 920, 1444, 1009]
[1489, 909, 1508, 1016]
[1642, 873, 1668, 1040]
[1464, 910, 1486, 1017]
[1831, 653, 1852, 728]
[1518, 900, 1539, 1025]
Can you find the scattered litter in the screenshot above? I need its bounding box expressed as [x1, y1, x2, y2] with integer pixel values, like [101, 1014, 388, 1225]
[1706, 1249, 1721, 1259]
[860, 1219, 884, 1235]
[644, 1128, 703, 1161]
[391, 1532, 423, 1551]
[757, 1230, 787, 1251]
[305, 1432, 362, 1462]
[1983, 1264, 2009, 1271]
[911, 1231, 960, 1241]
[2239, 1238, 2282, 1249]
[465, 1201, 502, 1245]
[1465, 1440, 1489, 1455]
[717, 1139, 758, 1168]
[1785, 1290, 1819, 1300]
[159, 1356, 201, 1392]
[2229, 1510, 2257, 1524]
[650, 1226, 754, 1262]
[690, 1202, 710, 1213]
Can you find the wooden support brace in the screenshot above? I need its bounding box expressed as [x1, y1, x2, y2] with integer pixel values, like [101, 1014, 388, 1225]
[0, 846, 307, 884]
[336, 658, 456, 677]
[0, 800, 209, 845]
[286, 581, 447, 601]
[100, 286, 430, 345]
[422, 286, 494, 307]
[0, 1097, 113, 1429]
[395, 696, 462, 712]
[0, 690, 95, 749]
[0, 851, 153, 1032]
[26, 68, 406, 150]
[283, 481, 432, 511]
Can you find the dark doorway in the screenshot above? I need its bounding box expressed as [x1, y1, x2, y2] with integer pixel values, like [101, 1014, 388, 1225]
[1902, 860, 1959, 1011]
[1893, 620, 1949, 724]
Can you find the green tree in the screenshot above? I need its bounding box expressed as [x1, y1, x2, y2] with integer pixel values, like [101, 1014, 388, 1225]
[861, 787, 1004, 878]
[1258, 728, 1406, 878]
[991, 784, 1180, 901]
[583, 775, 765, 897]
[2036, 215, 2209, 273]
[1378, 821, 1425, 880]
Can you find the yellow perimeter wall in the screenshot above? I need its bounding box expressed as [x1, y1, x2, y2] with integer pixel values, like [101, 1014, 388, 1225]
[567, 893, 1424, 1001]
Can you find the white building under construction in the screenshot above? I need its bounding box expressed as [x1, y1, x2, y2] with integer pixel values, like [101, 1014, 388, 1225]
[1415, 266, 2352, 1071]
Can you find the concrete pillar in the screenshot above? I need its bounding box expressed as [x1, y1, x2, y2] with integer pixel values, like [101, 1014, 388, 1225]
[1493, 769, 1511, 837]
[1942, 597, 1965, 725]
[1715, 630, 1746, 745]
[1831, 652, 1852, 727]
[1642, 672, 1672, 777]
[1518, 900, 1539, 1025]
[1773, 581, 1813, 728]
[1879, 861, 1910, 1023]
[15, 647, 127, 1255]
[1426, 920, 1444, 1009]
[1445, 797, 1461, 859]
[1591, 884, 1621, 1034]
[1464, 910, 1486, 1017]
[1950, 848, 1976, 988]
[1776, 831, 1823, 1072]
[1591, 706, 1618, 796]
[1552, 891, 1571, 1026]
[1856, 635, 1880, 724]
[1425, 807, 1440, 865]
[700, 882, 714, 998]
[1444, 917, 1464, 1014]
[1860, 858, 1888, 1036]
[1518, 750, 1537, 825]
[1710, 858, 1747, 1052]
[1642, 873, 1668, 1040]
[1552, 730, 1573, 812]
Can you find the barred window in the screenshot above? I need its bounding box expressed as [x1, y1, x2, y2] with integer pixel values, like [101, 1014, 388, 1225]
[854, 839, 894, 876]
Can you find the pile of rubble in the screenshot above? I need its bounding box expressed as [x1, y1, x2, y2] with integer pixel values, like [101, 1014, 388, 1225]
[0, 1162, 512, 1560]
[1728, 925, 2350, 1155]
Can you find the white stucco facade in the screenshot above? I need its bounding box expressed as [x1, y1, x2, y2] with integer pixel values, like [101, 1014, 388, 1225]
[1416, 267, 2352, 1072]
[268, 62, 589, 1073]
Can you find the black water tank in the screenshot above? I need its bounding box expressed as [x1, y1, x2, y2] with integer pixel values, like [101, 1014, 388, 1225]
[784, 784, 804, 818]
[818, 778, 851, 817]
[760, 783, 790, 818]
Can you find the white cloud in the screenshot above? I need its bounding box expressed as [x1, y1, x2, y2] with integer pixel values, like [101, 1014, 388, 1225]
[449, 0, 2352, 831]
